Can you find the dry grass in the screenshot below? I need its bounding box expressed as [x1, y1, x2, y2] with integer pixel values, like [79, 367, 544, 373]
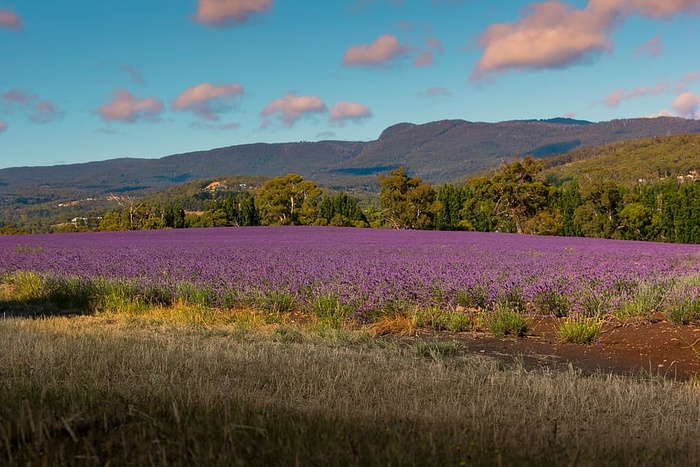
[2, 312, 700, 466]
[366, 314, 416, 337]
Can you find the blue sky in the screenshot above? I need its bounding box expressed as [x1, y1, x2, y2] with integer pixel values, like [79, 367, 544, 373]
[1, 0, 699, 169]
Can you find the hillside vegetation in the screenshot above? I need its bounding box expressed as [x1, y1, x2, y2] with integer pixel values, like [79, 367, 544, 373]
[544, 133, 700, 186]
[2, 117, 698, 196]
[3, 119, 700, 239]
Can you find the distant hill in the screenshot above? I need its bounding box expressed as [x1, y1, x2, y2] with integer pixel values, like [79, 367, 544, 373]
[1, 116, 700, 228]
[2, 117, 699, 195]
[543, 133, 700, 187]
[340, 117, 700, 183]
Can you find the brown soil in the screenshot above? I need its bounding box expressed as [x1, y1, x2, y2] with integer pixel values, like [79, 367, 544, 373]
[418, 315, 700, 381]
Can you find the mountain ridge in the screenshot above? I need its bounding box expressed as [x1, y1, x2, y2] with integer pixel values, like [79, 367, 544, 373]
[2, 117, 700, 198]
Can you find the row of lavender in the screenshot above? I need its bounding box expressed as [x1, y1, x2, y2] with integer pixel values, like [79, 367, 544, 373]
[3, 226, 700, 318]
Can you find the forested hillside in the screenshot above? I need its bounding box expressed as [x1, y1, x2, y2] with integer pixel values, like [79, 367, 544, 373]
[544, 134, 700, 186]
[3, 121, 700, 240]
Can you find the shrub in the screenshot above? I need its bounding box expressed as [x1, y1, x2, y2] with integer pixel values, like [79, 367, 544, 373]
[246, 289, 297, 314]
[533, 290, 569, 317]
[414, 307, 450, 331]
[557, 317, 603, 344]
[579, 292, 609, 318]
[175, 282, 214, 307]
[445, 311, 475, 332]
[455, 286, 487, 309]
[615, 282, 665, 321]
[665, 299, 700, 325]
[484, 302, 528, 337]
[311, 293, 349, 328]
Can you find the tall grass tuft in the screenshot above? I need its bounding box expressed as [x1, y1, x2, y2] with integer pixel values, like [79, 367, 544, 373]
[414, 306, 475, 332]
[413, 340, 463, 359]
[557, 317, 603, 344]
[367, 314, 415, 337]
[533, 290, 569, 317]
[665, 299, 700, 325]
[615, 282, 666, 321]
[311, 293, 349, 328]
[484, 301, 528, 337]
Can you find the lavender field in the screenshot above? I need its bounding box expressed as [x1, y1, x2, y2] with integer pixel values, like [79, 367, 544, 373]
[3, 226, 700, 319]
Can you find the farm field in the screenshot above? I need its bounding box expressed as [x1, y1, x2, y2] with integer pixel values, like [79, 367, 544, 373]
[4, 226, 700, 319]
[3, 226, 700, 464]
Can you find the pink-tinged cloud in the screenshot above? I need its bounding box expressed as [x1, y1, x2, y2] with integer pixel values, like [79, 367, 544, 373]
[627, 0, 700, 17]
[414, 51, 435, 68]
[1, 88, 34, 106]
[343, 34, 408, 67]
[676, 71, 700, 93]
[260, 93, 327, 128]
[0, 121, 7, 133]
[1, 89, 64, 123]
[329, 101, 372, 125]
[427, 37, 443, 50]
[98, 89, 163, 123]
[0, 9, 22, 29]
[31, 100, 65, 123]
[672, 91, 700, 119]
[470, 0, 700, 81]
[414, 37, 443, 68]
[194, 0, 273, 26]
[172, 82, 244, 121]
[603, 81, 669, 107]
[471, 1, 617, 80]
[635, 35, 662, 57]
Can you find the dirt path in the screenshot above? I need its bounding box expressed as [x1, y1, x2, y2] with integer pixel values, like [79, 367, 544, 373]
[419, 316, 700, 381]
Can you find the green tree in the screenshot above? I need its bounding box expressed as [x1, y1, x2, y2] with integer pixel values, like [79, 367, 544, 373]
[462, 177, 497, 232]
[573, 180, 624, 238]
[549, 181, 583, 237]
[434, 184, 468, 230]
[485, 156, 548, 233]
[317, 193, 368, 227]
[256, 174, 322, 225]
[378, 167, 436, 229]
[618, 202, 656, 240]
[235, 191, 260, 226]
[98, 211, 125, 231]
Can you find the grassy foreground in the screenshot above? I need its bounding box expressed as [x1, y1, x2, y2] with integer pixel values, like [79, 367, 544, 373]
[2, 304, 700, 467]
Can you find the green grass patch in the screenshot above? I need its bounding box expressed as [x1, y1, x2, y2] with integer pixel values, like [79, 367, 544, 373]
[557, 317, 603, 344]
[533, 290, 569, 317]
[615, 282, 666, 322]
[311, 293, 350, 328]
[484, 302, 529, 337]
[665, 299, 700, 325]
[413, 340, 463, 359]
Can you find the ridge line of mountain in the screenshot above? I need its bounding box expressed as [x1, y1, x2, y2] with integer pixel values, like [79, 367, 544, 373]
[2, 116, 699, 195]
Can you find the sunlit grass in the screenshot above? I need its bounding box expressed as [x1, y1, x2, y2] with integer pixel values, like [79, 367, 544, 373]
[3, 273, 700, 464]
[483, 301, 529, 337]
[2, 313, 700, 465]
[557, 317, 604, 344]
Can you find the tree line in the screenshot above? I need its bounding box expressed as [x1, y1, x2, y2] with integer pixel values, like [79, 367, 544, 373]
[4, 157, 700, 244]
[378, 157, 700, 243]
